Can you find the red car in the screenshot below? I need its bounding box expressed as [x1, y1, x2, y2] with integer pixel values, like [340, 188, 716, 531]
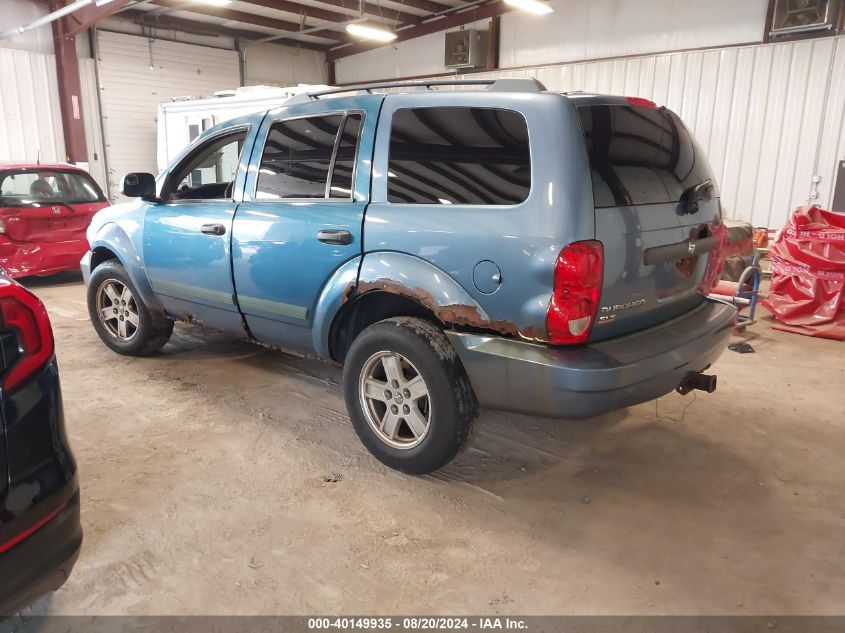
[0, 163, 109, 278]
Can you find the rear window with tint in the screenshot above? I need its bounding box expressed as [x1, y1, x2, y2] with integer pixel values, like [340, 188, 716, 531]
[576, 105, 715, 208]
[388, 107, 530, 205]
[0, 170, 106, 206]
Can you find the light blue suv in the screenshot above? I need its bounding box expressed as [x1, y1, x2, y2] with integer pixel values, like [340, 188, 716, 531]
[83, 79, 736, 473]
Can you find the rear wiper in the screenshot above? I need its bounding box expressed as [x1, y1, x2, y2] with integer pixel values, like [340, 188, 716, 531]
[681, 178, 714, 215]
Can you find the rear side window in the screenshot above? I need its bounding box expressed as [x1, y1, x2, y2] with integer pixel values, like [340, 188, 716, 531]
[256, 113, 363, 200]
[388, 107, 530, 205]
[577, 105, 714, 208]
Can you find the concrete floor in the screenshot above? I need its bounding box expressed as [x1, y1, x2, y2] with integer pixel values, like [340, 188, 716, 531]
[20, 272, 845, 615]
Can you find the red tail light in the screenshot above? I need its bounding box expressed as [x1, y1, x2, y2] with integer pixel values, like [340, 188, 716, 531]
[546, 241, 604, 345]
[701, 221, 728, 294]
[0, 280, 54, 393]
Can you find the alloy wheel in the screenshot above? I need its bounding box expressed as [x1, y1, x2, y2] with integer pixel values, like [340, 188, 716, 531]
[359, 350, 431, 449]
[96, 279, 140, 342]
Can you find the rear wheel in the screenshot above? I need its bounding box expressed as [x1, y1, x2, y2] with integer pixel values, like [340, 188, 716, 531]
[87, 260, 173, 356]
[343, 317, 478, 474]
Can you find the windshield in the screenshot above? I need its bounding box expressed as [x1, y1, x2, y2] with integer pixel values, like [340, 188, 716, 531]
[0, 169, 107, 206]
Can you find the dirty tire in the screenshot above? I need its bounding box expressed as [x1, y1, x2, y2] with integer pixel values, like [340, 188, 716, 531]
[87, 260, 174, 356]
[343, 317, 478, 474]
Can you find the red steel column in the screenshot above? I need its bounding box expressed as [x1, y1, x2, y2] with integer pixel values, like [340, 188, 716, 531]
[487, 16, 500, 71]
[50, 0, 88, 164]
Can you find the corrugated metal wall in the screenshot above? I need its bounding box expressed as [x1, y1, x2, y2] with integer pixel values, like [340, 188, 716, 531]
[334, 0, 769, 85]
[816, 36, 845, 218]
[437, 36, 845, 228]
[0, 0, 55, 56]
[0, 48, 65, 163]
[95, 31, 240, 198]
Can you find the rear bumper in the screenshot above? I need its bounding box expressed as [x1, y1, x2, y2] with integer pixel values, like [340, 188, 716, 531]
[0, 238, 88, 278]
[0, 359, 81, 615]
[0, 491, 82, 616]
[447, 299, 737, 419]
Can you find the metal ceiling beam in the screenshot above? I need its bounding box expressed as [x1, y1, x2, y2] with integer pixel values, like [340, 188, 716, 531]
[237, 0, 350, 23]
[152, 0, 302, 30]
[120, 8, 330, 50]
[241, 0, 455, 22]
[327, 0, 514, 61]
[62, 0, 137, 37]
[313, 0, 422, 25]
[153, 0, 353, 42]
[151, 0, 354, 42]
[390, 0, 453, 14]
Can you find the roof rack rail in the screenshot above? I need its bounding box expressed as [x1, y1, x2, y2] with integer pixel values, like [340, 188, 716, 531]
[285, 77, 547, 105]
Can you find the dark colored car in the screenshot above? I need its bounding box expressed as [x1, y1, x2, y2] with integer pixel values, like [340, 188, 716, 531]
[0, 163, 109, 278]
[0, 274, 81, 615]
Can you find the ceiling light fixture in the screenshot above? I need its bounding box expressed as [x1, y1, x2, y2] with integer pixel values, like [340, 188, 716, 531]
[504, 0, 554, 14]
[346, 22, 397, 42]
[197, 0, 232, 6]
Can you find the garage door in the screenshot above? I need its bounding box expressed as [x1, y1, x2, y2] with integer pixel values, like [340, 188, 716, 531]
[95, 31, 240, 199]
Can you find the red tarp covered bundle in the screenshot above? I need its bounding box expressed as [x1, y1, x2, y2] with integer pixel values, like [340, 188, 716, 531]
[762, 206, 845, 340]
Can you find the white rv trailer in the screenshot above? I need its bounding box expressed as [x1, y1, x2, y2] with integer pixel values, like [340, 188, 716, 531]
[156, 84, 332, 171]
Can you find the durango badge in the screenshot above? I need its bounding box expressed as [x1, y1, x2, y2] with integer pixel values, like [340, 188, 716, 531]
[599, 298, 648, 322]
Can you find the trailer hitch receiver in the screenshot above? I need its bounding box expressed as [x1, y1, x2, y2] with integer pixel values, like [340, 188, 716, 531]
[676, 371, 717, 396]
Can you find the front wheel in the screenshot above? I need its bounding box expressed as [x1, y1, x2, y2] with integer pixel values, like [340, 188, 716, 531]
[343, 317, 478, 474]
[87, 260, 174, 356]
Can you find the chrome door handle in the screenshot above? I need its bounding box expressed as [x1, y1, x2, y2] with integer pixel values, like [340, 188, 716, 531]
[201, 223, 226, 236]
[317, 229, 353, 245]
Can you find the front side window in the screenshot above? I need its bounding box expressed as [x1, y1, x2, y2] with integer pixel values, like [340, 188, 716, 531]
[0, 170, 105, 206]
[387, 107, 531, 205]
[167, 129, 247, 201]
[256, 113, 363, 200]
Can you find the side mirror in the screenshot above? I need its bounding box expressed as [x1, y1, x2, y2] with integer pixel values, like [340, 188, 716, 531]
[121, 172, 157, 199]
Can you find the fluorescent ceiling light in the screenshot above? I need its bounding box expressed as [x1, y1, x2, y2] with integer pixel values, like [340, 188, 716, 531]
[195, 0, 232, 5]
[504, 0, 554, 14]
[346, 22, 397, 42]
